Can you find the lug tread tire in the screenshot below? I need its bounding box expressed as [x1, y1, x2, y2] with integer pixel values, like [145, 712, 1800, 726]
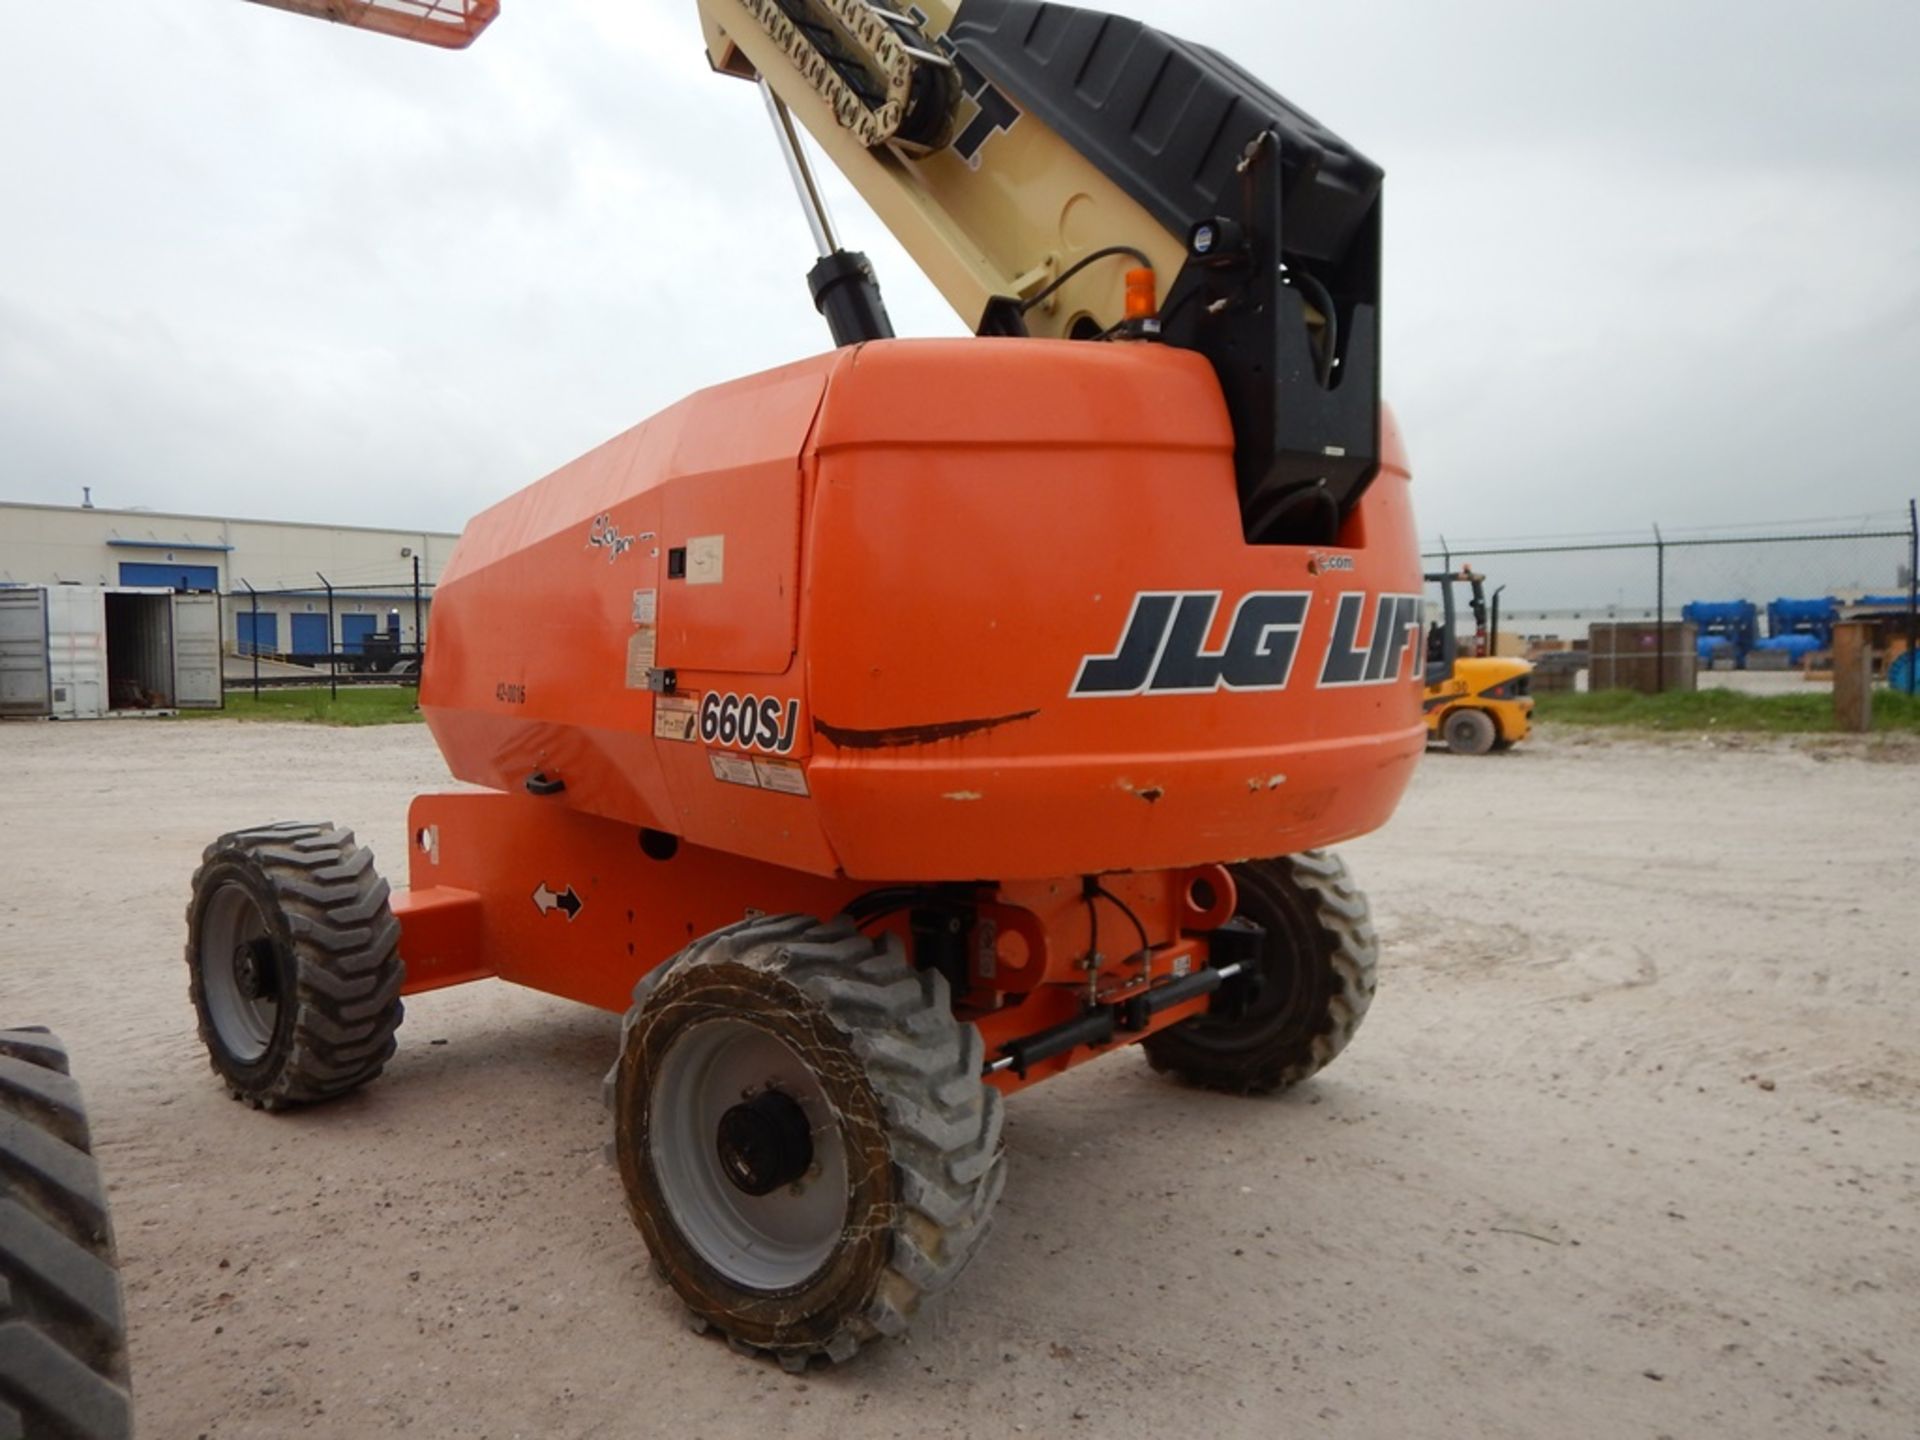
[1143, 851, 1378, 1095]
[0, 1030, 132, 1440]
[185, 822, 404, 1110]
[1442, 707, 1498, 756]
[610, 914, 1004, 1369]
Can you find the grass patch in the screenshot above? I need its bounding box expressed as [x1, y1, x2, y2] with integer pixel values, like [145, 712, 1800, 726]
[1536, 688, 1920, 734]
[183, 687, 424, 726]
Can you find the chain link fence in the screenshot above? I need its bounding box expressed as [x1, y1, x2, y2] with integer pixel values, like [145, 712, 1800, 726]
[1425, 504, 1919, 692]
[223, 573, 435, 695]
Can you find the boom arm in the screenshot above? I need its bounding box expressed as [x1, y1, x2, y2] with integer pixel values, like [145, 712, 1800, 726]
[236, 0, 1387, 545]
[701, 2, 1385, 543]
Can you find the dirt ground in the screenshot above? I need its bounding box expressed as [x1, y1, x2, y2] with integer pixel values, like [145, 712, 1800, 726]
[2, 718, 1916, 1439]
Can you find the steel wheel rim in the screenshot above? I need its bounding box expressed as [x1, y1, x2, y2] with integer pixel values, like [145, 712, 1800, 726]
[650, 1018, 848, 1292]
[200, 882, 280, 1063]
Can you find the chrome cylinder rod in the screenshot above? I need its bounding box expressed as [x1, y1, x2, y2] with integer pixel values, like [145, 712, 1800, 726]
[759, 79, 840, 259]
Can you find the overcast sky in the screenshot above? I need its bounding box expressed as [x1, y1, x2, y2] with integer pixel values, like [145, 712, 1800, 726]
[3, 1, 1916, 545]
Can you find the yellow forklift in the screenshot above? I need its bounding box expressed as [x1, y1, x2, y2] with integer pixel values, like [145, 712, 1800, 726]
[1424, 568, 1533, 754]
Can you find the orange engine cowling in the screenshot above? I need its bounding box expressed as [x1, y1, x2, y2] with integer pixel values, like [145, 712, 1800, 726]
[420, 338, 1425, 883]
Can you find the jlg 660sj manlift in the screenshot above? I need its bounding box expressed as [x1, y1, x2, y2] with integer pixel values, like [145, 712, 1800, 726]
[186, 0, 1421, 1368]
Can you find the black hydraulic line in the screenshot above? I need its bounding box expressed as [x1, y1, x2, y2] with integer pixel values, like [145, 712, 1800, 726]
[1018, 246, 1154, 315]
[845, 883, 979, 935]
[1089, 881, 1150, 963]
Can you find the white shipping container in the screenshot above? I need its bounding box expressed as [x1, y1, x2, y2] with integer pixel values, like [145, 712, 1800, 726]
[0, 585, 223, 719]
[47, 584, 109, 718]
[172, 593, 221, 708]
[0, 588, 51, 717]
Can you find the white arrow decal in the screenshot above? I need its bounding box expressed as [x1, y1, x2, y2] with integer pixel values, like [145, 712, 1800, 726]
[531, 883, 583, 921]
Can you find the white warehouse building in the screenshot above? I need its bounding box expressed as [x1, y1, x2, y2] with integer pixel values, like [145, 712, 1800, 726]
[0, 500, 459, 661]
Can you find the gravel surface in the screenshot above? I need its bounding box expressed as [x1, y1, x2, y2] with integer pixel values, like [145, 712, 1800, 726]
[2, 718, 1915, 1438]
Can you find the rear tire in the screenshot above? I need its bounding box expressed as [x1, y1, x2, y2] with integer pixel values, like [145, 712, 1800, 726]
[0, 1028, 133, 1440]
[1442, 707, 1498, 755]
[184, 822, 404, 1110]
[609, 914, 1004, 1370]
[1143, 852, 1377, 1094]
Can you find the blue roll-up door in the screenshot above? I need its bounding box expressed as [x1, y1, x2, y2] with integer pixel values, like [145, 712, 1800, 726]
[236, 612, 279, 656]
[340, 614, 378, 655]
[289, 613, 328, 657]
[119, 561, 219, 591]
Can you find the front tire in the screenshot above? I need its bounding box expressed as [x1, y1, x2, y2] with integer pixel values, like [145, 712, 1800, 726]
[1143, 852, 1377, 1094]
[610, 914, 1004, 1370]
[184, 822, 404, 1110]
[1442, 707, 1498, 755]
[0, 1028, 133, 1440]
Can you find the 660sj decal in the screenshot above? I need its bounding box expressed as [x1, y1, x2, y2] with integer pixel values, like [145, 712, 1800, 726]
[697, 692, 802, 754]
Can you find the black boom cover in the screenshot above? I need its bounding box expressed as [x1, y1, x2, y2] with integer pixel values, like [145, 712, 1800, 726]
[948, 1, 1385, 543]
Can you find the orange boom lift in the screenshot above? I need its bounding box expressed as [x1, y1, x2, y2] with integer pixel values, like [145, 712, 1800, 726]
[188, 0, 1422, 1368]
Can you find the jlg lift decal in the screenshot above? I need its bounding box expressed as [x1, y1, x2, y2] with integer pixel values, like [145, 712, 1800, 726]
[697, 692, 803, 755]
[1072, 590, 1422, 697]
[1317, 593, 1425, 688]
[1072, 592, 1310, 696]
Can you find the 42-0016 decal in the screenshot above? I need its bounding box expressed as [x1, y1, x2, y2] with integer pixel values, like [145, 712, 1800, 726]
[698, 692, 802, 755]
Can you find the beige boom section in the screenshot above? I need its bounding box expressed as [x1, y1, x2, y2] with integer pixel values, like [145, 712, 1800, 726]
[697, 0, 1188, 338]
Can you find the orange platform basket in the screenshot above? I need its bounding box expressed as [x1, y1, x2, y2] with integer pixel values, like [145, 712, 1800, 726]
[241, 0, 500, 49]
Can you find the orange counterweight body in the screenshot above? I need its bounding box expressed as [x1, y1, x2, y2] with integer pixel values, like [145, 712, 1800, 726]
[419, 338, 1425, 885]
[399, 338, 1423, 1087]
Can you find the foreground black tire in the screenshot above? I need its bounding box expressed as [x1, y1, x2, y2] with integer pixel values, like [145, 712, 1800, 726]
[0, 1028, 133, 1440]
[185, 822, 404, 1110]
[1143, 852, 1377, 1094]
[1442, 707, 1498, 755]
[610, 915, 1004, 1370]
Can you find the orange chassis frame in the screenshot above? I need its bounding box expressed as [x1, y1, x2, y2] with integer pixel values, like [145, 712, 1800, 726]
[386, 341, 1424, 1097]
[391, 790, 1235, 1097]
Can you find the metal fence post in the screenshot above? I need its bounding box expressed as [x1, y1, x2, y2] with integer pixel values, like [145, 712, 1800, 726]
[1905, 498, 1918, 696]
[244, 581, 259, 700]
[1653, 525, 1666, 694]
[411, 554, 424, 680]
[318, 573, 336, 701]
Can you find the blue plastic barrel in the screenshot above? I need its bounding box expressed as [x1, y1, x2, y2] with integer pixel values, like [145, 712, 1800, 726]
[1892, 650, 1918, 696]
